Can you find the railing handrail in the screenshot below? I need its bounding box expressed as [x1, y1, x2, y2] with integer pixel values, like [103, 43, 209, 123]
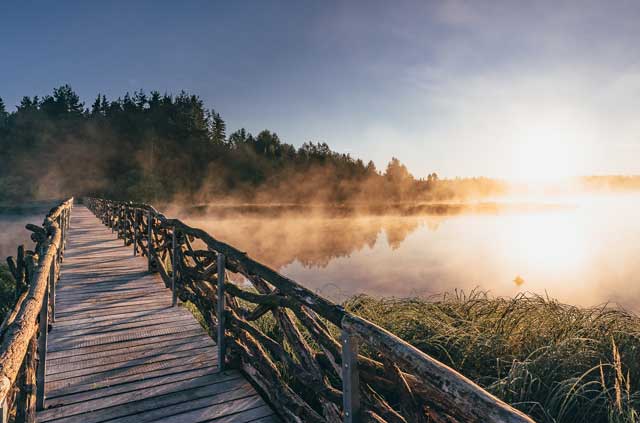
[89, 198, 346, 324]
[84, 197, 534, 423]
[0, 197, 73, 422]
[0, 227, 59, 400]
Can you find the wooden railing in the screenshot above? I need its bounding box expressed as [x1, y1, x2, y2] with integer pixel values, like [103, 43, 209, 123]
[84, 197, 535, 423]
[0, 198, 73, 423]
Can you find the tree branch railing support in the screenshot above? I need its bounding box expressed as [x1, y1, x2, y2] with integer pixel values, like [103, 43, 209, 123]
[171, 227, 178, 307]
[0, 198, 73, 422]
[82, 197, 536, 423]
[147, 211, 153, 272]
[341, 328, 361, 423]
[133, 209, 138, 256]
[35, 263, 51, 411]
[217, 253, 226, 373]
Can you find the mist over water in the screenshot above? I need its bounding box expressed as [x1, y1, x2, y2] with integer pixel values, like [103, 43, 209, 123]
[0, 214, 40, 260]
[182, 193, 640, 309]
[2, 194, 638, 309]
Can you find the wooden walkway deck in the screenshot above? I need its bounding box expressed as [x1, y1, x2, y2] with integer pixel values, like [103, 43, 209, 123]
[36, 207, 279, 423]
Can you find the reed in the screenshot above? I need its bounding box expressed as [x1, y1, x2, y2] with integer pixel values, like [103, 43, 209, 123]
[345, 291, 640, 423]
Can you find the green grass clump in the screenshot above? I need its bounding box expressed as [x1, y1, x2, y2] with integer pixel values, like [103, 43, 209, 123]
[0, 264, 16, 322]
[344, 291, 640, 423]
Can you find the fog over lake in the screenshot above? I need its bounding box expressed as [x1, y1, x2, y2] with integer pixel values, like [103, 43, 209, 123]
[3, 194, 639, 309]
[0, 214, 40, 261]
[183, 193, 640, 308]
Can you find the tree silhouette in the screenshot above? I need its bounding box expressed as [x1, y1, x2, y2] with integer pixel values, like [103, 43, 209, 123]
[0, 85, 506, 204]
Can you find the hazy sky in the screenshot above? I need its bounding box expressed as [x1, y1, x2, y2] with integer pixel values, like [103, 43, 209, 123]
[1, 1, 639, 179]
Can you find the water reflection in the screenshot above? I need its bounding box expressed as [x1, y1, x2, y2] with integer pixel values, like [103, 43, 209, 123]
[184, 214, 439, 269]
[3, 196, 638, 310]
[185, 194, 640, 309]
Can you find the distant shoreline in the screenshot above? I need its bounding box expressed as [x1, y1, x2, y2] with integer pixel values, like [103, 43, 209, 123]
[0, 201, 58, 215]
[178, 200, 575, 218]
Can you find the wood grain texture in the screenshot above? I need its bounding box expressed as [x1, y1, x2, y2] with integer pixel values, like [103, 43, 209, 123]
[36, 207, 279, 423]
[82, 197, 541, 423]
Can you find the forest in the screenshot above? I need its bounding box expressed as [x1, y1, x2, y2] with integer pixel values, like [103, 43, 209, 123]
[0, 85, 506, 205]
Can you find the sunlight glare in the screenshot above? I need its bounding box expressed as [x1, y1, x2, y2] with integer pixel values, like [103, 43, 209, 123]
[507, 112, 592, 183]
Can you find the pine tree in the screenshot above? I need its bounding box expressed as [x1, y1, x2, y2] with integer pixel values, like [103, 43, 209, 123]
[0, 97, 7, 135]
[210, 111, 226, 143]
[91, 95, 102, 115]
[0, 97, 7, 121]
[366, 160, 377, 175]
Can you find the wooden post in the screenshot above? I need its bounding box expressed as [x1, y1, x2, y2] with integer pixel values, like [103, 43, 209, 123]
[133, 210, 138, 256]
[36, 266, 52, 411]
[341, 329, 361, 423]
[0, 395, 7, 423]
[171, 228, 177, 307]
[23, 335, 37, 422]
[59, 213, 64, 252]
[147, 211, 153, 272]
[50, 250, 56, 323]
[123, 206, 128, 245]
[217, 253, 226, 372]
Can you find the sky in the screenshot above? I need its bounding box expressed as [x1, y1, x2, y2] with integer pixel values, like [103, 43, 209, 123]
[1, 0, 639, 180]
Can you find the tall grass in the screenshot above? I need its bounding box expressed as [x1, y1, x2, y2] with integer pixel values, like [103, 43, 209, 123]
[183, 289, 640, 421]
[345, 291, 640, 423]
[0, 264, 16, 322]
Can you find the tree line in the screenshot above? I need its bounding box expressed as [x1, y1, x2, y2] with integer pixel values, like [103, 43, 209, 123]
[0, 85, 506, 205]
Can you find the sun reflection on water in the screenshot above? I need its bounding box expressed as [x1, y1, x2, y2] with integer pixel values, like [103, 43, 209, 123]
[181, 194, 640, 309]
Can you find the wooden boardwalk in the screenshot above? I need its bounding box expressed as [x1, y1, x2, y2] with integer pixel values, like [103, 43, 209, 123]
[36, 207, 278, 423]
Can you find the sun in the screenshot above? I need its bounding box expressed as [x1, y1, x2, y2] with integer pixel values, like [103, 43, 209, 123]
[507, 119, 589, 183]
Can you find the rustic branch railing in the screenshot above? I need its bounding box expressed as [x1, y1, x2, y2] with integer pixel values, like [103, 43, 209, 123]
[84, 197, 535, 423]
[0, 198, 73, 423]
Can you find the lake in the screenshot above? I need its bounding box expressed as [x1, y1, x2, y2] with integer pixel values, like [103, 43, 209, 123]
[2, 194, 639, 309]
[182, 193, 640, 309]
[0, 213, 42, 261]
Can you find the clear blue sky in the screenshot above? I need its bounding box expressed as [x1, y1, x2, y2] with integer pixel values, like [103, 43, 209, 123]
[2, 1, 639, 179]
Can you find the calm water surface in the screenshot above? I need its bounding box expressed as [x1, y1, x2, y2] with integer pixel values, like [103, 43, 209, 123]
[184, 194, 640, 308]
[2, 195, 638, 309]
[0, 214, 41, 260]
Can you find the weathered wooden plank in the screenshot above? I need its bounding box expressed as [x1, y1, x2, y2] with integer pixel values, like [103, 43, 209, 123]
[46, 345, 215, 380]
[47, 339, 215, 375]
[49, 313, 197, 338]
[46, 365, 227, 407]
[39, 382, 256, 423]
[50, 308, 194, 328]
[35, 207, 278, 423]
[46, 360, 219, 399]
[38, 373, 249, 421]
[45, 351, 217, 388]
[146, 396, 268, 423]
[55, 291, 167, 305]
[105, 394, 266, 423]
[47, 329, 206, 360]
[244, 415, 282, 423]
[246, 415, 283, 423]
[53, 304, 175, 321]
[54, 298, 173, 316]
[48, 324, 203, 352]
[53, 309, 193, 333]
[47, 335, 214, 368]
[56, 281, 164, 293]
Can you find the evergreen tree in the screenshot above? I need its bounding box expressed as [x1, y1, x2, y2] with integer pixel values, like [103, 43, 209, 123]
[0, 97, 7, 128]
[211, 111, 226, 144]
[0, 84, 482, 205]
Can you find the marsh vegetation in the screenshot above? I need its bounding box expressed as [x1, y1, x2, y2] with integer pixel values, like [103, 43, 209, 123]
[346, 293, 640, 423]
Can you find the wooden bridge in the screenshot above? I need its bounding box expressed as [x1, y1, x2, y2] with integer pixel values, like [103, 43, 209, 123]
[0, 198, 537, 423]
